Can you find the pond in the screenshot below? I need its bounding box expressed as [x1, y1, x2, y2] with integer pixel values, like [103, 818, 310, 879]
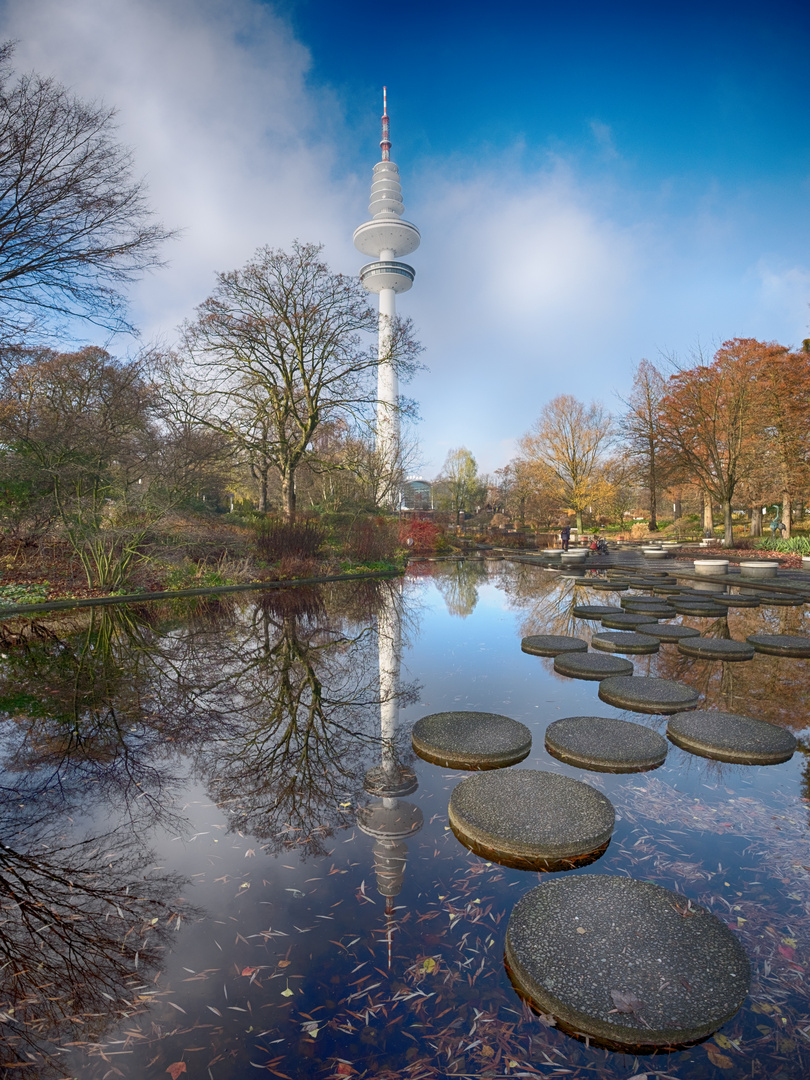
[0, 559, 808, 1079]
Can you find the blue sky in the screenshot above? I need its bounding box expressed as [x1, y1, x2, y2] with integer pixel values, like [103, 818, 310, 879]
[1, 0, 809, 477]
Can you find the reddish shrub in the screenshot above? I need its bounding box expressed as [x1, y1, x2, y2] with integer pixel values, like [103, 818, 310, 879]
[348, 517, 398, 562]
[399, 519, 443, 554]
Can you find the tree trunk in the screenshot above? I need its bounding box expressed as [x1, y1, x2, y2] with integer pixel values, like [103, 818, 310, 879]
[722, 499, 734, 548]
[673, 496, 682, 519]
[782, 488, 792, 539]
[750, 504, 762, 538]
[702, 491, 713, 534]
[648, 458, 658, 530]
[575, 509, 583, 532]
[282, 470, 296, 522]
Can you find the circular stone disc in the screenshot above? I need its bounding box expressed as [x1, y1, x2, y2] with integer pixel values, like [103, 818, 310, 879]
[573, 604, 623, 619]
[592, 631, 660, 655]
[589, 580, 628, 591]
[553, 652, 634, 680]
[600, 613, 660, 630]
[412, 711, 532, 770]
[747, 591, 804, 607]
[676, 638, 754, 662]
[448, 770, 615, 870]
[599, 676, 700, 714]
[642, 623, 701, 643]
[505, 876, 750, 1049]
[620, 595, 672, 608]
[545, 716, 667, 772]
[522, 634, 588, 656]
[670, 600, 728, 617]
[746, 633, 810, 658]
[621, 602, 676, 617]
[711, 593, 761, 608]
[667, 710, 797, 764]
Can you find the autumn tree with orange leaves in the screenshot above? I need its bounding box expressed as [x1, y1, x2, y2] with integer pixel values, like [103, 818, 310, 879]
[658, 340, 763, 548]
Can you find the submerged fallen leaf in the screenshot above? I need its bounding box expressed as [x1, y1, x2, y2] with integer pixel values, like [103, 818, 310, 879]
[705, 1045, 734, 1069]
[422, 957, 436, 973]
[166, 1064, 187, 1080]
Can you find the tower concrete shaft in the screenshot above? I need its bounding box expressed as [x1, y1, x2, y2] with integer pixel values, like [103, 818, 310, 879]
[353, 89, 420, 504]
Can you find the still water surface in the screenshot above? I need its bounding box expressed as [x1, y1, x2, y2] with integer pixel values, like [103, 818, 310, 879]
[0, 561, 808, 1079]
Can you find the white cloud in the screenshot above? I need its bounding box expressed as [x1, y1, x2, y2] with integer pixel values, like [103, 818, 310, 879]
[0, 0, 360, 342]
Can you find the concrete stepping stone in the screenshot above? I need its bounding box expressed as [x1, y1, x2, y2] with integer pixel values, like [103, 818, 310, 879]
[667, 710, 797, 764]
[745, 590, 804, 607]
[505, 876, 750, 1049]
[553, 652, 634, 680]
[522, 634, 588, 657]
[621, 600, 676, 617]
[746, 633, 810, 658]
[545, 716, 667, 772]
[620, 594, 671, 607]
[642, 624, 701, 644]
[670, 599, 727, 617]
[599, 676, 700, 714]
[676, 638, 755, 662]
[573, 604, 623, 619]
[710, 593, 761, 608]
[600, 612, 660, 630]
[412, 711, 532, 770]
[449, 770, 615, 871]
[589, 580, 628, 591]
[592, 631, 660, 655]
[651, 584, 683, 595]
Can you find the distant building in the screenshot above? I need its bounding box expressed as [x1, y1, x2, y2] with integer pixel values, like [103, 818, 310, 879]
[401, 478, 432, 510]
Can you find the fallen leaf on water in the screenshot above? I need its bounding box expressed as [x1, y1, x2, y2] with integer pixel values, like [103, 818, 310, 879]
[422, 957, 436, 973]
[166, 1064, 187, 1080]
[705, 1045, 734, 1069]
[241, 966, 259, 977]
[714, 1033, 733, 1050]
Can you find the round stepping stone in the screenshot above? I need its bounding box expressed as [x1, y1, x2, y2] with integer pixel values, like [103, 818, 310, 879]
[620, 594, 670, 608]
[448, 770, 615, 871]
[710, 593, 761, 608]
[621, 601, 675, 617]
[670, 599, 727, 617]
[651, 584, 683, 595]
[505, 876, 750, 1049]
[642, 623, 701, 644]
[553, 652, 634, 680]
[599, 676, 700, 714]
[667, 710, 797, 764]
[600, 613, 660, 630]
[545, 716, 667, 772]
[411, 711, 532, 770]
[573, 604, 622, 619]
[746, 633, 810, 658]
[746, 591, 804, 607]
[592, 631, 660, 655]
[589, 580, 627, 591]
[522, 634, 588, 657]
[676, 638, 755, 662]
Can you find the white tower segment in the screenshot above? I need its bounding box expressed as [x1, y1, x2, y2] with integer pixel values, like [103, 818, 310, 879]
[353, 89, 420, 495]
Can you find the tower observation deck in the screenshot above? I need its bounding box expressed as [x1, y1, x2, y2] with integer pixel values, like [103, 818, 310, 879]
[353, 89, 420, 504]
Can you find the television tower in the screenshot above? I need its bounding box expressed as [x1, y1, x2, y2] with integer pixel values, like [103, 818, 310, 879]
[353, 89, 420, 502]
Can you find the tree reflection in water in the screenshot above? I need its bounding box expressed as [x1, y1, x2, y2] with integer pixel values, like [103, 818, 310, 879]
[197, 580, 419, 858]
[0, 607, 191, 1074]
[433, 558, 489, 618]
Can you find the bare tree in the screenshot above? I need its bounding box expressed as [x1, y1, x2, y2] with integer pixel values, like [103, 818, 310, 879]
[621, 358, 670, 530]
[518, 395, 613, 532]
[0, 43, 173, 337]
[180, 242, 422, 520]
[433, 447, 486, 521]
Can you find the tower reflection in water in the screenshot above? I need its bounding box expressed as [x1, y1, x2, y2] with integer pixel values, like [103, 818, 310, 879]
[356, 580, 423, 967]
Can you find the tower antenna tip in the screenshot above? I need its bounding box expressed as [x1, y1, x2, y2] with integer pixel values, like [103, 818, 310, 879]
[383, 86, 387, 115]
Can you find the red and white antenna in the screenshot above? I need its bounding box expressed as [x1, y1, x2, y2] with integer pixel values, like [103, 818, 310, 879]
[380, 86, 391, 161]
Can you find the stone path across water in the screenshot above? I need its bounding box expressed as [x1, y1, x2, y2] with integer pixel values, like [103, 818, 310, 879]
[667, 710, 797, 764]
[448, 770, 615, 871]
[592, 631, 660, 655]
[676, 637, 755, 662]
[412, 711, 532, 770]
[553, 652, 634, 680]
[505, 875, 750, 1049]
[545, 715, 667, 772]
[598, 675, 700, 714]
[521, 634, 588, 657]
[746, 633, 810, 657]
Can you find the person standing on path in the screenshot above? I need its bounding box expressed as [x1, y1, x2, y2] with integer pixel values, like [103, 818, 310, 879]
[560, 524, 571, 551]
